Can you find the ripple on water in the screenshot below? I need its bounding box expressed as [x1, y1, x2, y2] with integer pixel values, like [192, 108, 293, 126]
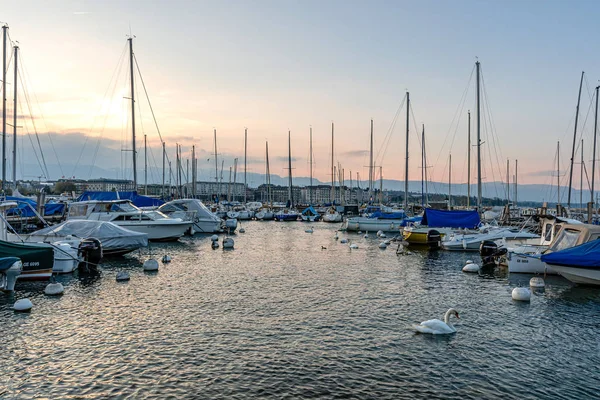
[1, 221, 600, 399]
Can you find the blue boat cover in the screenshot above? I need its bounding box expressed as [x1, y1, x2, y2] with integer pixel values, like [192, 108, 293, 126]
[369, 211, 406, 219]
[421, 208, 480, 229]
[76, 191, 164, 207]
[541, 240, 600, 268]
[5, 197, 66, 218]
[400, 216, 423, 227]
[301, 206, 319, 216]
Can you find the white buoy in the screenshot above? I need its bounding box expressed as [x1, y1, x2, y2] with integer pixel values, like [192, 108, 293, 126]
[377, 230, 383, 237]
[162, 255, 172, 263]
[305, 228, 314, 233]
[530, 277, 545, 288]
[380, 233, 386, 238]
[223, 237, 234, 249]
[211, 241, 220, 249]
[384, 239, 391, 245]
[116, 271, 130, 281]
[44, 282, 64, 295]
[239, 228, 246, 233]
[379, 242, 387, 249]
[466, 260, 474, 265]
[358, 231, 362, 234]
[512, 287, 531, 301]
[364, 233, 369, 238]
[340, 238, 348, 244]
[211, 234, 219, 242]
[462, 263, 480, 273]
[143, 259, 159, 271]
[13, 298, 33, 312]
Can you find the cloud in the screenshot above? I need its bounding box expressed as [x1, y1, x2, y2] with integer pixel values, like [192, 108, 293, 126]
[342, 150, 369, 157]
[72, 11, 91, 15]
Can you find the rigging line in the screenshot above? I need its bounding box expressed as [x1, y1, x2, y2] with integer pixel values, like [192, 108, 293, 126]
[19, 50, 63, 177]
[18, 95, 45, 177]
[375, 95, 406, 166]
[76, 42, 128, 177]
[133, 54, 172, 167]
[480, 67, 505, 198]
[17, 67, 50, 178]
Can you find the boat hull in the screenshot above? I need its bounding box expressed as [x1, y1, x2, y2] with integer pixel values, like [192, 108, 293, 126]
[506, 253, 557, 274]
[344, 218, 402, 232]
[112, 222, 192, 241]
[547, 265, 600, 285]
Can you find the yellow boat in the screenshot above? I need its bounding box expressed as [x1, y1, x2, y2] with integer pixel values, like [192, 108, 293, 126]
[402, 226, 449, 245]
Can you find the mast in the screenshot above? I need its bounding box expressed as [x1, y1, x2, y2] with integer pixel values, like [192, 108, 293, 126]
[515, 159, 518, 207]
[557, 141, 561, 205]
[448, 153, 452, 209]
[476, 61, 482, 209]
[244, 128, 247, 203]
[424, 127, 428, 206]
[288, 130, 293, 207]
[379, 166, 383, 204]
[162, 142, 165, 198]
[506, 159, 510, 204]
[2, 25, 7, 191]
[220, 159, 224, 201]
[233, 158, 238, 202]
[266, 141, 272, 208]
[568, 71, 585, 207]
[144, 134, 147, 195]
[580, 140, 583, 209]
[128, 37, 137, 190]
[168, 160, 172, 198]
[369, 119, 374, 198]
[227, 166, 232, 202]
[331, 122, 334, 203]
[591, 85, 599, 214]
[214, 129, 219, 200]
[404, 91, 410, 210]
[12, 44, 18, 188]
[467, 110, 471, 208]
[421, 124, 424, 207]
[192, 145, 196, 197]
[309, 126, 313, 204]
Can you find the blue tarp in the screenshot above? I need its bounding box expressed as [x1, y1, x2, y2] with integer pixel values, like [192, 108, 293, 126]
[5, 196, 66, 218]
[421, 208, 480, 229]
[76, 191, 164, 207]
[400, 216, 422, 227]
[301, 206, 319, 216]
[541, 240, 600, 268]
[369, 211, 406, 219]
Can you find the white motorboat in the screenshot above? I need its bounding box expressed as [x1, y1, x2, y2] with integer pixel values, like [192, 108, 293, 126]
[441, 227, 539, 251]
[67, 200, 192, 241]
[322, 207, 342, 223]
[158, 199, 223, 233]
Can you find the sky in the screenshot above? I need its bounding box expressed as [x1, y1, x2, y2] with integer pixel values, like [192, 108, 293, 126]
[3, 0, 600, 200]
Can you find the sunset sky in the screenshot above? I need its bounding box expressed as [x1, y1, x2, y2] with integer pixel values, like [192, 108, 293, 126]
[3, 0, 600, 197]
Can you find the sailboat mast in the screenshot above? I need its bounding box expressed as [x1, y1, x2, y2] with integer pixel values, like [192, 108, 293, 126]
[476, 61, 482, 209]
[266, 141, 272, 207]
[557, 141, 560, 205]
[404, 92, 410, 211]
[591, 85, 599, 212]
[369, 119, 374, 198]
[448, 153, 452, 209]
[421, 125, 425, 207]
[506, 159, 510, 204]
[214, 129, 219, 201]
[144, 134, 147, 195]
[244, 128, 247, 203]
[192, 145, 196, 197]
[288, 130, 293, 207]
[2, 25, 7, 191]
[309, 126, 313, 204]
[379, 166, 383, 204]
[467, 110, 471, 208]
[12, 44, 18, 188]
[128, 37, 137, 190]
[331, 122, 334, 203]
[233, 158, 238, 202]
[568, 71, 585, 208]
[162, 142, 165, 198]
[515, 159, 518, 207]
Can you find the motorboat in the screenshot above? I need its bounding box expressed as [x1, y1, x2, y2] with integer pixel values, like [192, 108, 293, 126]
[343, 206, 408, 232]
[255, 208, 274, 220]
[274, 209, 299, 221]
[441, 227, 539, 251]
[300, 206, 321, 222]
[541, 223, 600, 285]
[322, 207, 342, 223]
[403, 208, 480, 245]
[67, 200, 192, 241]
[25, 220, 148, 257]
[158, 199, 224, 233]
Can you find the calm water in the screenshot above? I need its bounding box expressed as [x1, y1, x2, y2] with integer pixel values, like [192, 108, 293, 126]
[2, 221, 600, 399]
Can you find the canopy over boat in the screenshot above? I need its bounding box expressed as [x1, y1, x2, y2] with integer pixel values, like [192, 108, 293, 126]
[421, 208, 480, 229]
[301, 206, 319, 216]
[4, 196, 65, 217]
[541, 239, 600, 268]
[76, 191, 164, 208]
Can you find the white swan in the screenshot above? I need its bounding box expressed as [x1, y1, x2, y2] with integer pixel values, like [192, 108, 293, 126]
[414, 308, 460, 334]
[348, 240, 358, 249]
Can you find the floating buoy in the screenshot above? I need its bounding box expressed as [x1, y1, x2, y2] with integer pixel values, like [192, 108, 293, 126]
[116, 271, 130, 281]
[223, 237, 234, 249]
[162, 255, 172, 263]
[211, 241, 219, 249]
[530, 277, 545, 288]
[380, 233, 387, 238]
[211, 235, 219, 242]
[358, 231, 362, 234]
[340, 238, 348, 244]
[384, 239, 391, 245]
[143, 259, 159, 271]
[462, 263, 480, 273]
[379, 242, 387, 249]
[377, 230, 384, 237]
[512, 287, 531, 302]
[13, 298, 33, 312]
[305, 228, 314, 233]
[44, 282, 64, 296]
[364, 233, 369, 238]
[239, 228, 246, 233]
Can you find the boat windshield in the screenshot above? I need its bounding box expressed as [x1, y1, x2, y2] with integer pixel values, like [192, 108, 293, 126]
[110, 202, 140, 213]
[549, 228, 581, 252]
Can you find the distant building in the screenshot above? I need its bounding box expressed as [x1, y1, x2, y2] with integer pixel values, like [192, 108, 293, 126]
[85, 178, 135, 192]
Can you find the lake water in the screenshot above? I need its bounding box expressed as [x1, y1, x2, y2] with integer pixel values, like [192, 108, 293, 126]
[2, 221, 600, 399]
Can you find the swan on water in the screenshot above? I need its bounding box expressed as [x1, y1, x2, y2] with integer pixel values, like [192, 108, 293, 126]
[334, 233, 339, 240]
[414, 308, 460, 334]
[12, 298, 33, 312]
[512, 287, 531, 301]
[305, 227, 314, 233]
[364, 233, 369, 238]
[358, 231, 362, 234]
[377, 230, 383, 237]
[348, 240, 358, 249]
[340, 238, 348, 244]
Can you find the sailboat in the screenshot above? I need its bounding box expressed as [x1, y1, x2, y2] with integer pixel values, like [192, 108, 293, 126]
[255, 141, 275, 220]
[301, 127, 321, 222]
[323, 122, 343, 223]
[274, 131, 299, 221]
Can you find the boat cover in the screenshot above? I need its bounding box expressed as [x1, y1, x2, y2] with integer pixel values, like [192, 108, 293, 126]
[541, 240, 600, 268]
[369, 211, 406, 219]
[0, 240, 54, 271]
[421, 208, 480, 229]
[0, 257, 20, 271]
[76, 191, 164, 207]
[301, 206, 319, 216]
[4, 196, 66, 217]
[32, 220, 148, 252]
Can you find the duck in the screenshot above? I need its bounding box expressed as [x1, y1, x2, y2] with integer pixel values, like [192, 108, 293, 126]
[414, 308, 460, 334]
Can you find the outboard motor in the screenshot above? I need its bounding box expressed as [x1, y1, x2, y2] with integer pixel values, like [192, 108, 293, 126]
[479, 240, 502, 266]
[78, 238, 103, 273]
[0, 257, 22, 292]
[427, 230, 442, 250]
